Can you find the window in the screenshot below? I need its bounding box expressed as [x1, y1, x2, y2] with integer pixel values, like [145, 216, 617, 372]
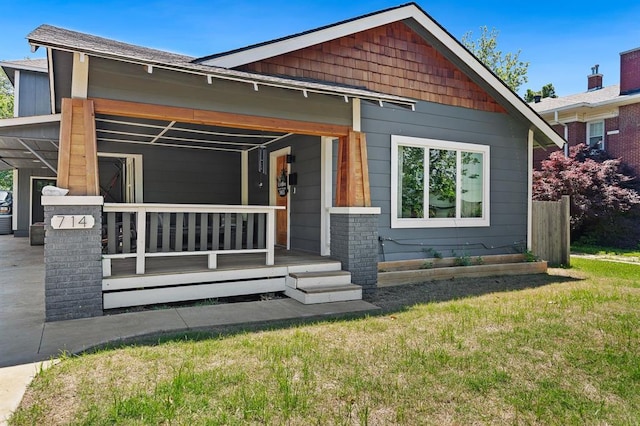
[391, 136, 490, 228]
[587, 121, 604, 150]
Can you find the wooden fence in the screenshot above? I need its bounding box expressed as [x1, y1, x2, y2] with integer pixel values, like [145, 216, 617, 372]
[531, 195, 570, 267]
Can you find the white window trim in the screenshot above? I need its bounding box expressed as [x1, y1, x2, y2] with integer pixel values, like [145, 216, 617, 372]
[97, 152, 144, 203]
[391, 135, 490, 228]
[587, 120, 605, 150]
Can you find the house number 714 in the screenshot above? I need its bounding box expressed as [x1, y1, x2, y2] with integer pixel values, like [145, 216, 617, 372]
[51, 215, 96, 230]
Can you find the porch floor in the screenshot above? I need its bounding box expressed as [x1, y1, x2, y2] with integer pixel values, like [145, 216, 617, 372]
[108, 248, 339, 278]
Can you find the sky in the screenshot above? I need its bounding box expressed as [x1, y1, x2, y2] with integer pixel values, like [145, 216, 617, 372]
[2, 0, 639, 97]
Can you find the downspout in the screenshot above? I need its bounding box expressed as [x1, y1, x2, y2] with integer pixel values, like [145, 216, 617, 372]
[553, 111, 569, 156]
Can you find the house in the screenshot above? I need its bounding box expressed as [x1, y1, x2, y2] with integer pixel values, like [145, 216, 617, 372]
[531, 47, 640, 174]
[0, 59, 58, 236]
[0, 3, 564, 321]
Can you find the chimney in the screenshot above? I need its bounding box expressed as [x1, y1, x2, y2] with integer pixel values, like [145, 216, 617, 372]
[533, 95, 542, 103]
[587, 64, 603, 91]
[620, 47, 640, 95]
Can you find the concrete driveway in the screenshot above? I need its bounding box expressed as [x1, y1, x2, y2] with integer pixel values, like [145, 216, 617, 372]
[0, 235, 46, 368]
[0, 233, 379, 423]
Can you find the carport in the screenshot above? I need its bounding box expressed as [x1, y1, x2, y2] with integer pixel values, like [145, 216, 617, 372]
[0, 115, 59, 237]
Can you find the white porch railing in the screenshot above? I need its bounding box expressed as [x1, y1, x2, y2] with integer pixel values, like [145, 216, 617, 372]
[102, 203, 282, 277]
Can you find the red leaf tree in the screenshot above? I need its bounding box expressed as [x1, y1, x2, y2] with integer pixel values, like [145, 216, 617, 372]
[533, 144, 640, 246]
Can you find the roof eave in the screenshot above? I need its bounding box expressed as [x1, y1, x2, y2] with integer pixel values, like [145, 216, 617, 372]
[28, 38, 416, 109]
[198, 4, 420, 67]
[536, 91, 640, 117]
[201, 3, 564, 149]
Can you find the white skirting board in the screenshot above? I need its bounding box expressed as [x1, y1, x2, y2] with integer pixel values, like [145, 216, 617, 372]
[103, 277, 286, 309]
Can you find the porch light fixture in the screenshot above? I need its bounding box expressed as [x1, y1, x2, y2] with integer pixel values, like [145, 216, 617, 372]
[147, 65, 153, 74]
[288, 172, 298, 186]
[207, 75, 213, 84]
[379, 100, 384, 107]
[253, 82, 259, 91]
[286, 154, 295, 164]
[302, 89, 308, 98]
[344, 95, 349, 103]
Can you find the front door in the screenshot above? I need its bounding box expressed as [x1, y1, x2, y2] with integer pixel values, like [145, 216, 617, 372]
[270, 147, 290, 248]
[31, 177, 57, 224]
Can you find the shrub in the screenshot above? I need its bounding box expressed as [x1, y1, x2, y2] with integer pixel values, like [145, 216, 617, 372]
[533, 144, 640, 248]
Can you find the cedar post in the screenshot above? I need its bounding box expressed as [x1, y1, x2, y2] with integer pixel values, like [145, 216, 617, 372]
[335, 130, 371, 207]
[57, 98, 99, 195]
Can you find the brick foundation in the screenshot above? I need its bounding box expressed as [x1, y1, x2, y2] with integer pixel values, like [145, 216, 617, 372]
[330, 210, 379, 294]
[43, 197, 103, 321]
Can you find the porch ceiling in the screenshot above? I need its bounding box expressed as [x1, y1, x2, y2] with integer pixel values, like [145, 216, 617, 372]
[0, 136, 58, 171]
[96, 113, 293, 153]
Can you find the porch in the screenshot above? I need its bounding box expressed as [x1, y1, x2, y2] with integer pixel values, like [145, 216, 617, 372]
[103, 248, 358, 310]
[99, 202, 364, 310]
[42, 97, 381, 321]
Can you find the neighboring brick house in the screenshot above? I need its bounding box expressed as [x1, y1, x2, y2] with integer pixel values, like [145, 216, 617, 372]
[531, 47, 640, 175]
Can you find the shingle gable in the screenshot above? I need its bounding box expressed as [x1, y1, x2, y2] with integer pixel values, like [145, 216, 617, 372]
[236, 21, 506, 113]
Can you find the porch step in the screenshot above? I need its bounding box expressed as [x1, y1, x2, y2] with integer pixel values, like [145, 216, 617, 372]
[284, 283, 362, 304]
[287, 261, 343, 274]
[286, 270, 352, 289]
[285, 270, 362, 304]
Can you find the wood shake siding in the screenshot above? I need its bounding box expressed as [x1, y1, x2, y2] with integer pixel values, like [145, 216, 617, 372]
[237, 21, 506, 113]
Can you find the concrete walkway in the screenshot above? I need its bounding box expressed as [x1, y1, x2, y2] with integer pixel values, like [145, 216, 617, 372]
[0, 234, 379, 424]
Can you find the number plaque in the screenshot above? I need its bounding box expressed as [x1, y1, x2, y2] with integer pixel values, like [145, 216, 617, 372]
[51, 215, 95, 229]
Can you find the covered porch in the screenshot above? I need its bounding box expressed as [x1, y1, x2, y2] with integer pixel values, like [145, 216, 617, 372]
[43, 96, 381, 320]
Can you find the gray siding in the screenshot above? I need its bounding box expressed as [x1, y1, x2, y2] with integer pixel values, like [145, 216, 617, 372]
[88, 58, 351, 127]
[17, 71, 50, 116]
[363, 100, 529, 261]
[248, 135, 322, 254]
[52, 50, 72, 113]
[98, 142, 241, 204]
[15, 168, 56, 236]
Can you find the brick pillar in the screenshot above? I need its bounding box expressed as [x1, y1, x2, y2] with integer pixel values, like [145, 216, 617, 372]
[42, 196, 104, 321]
[330, 208, 380, 295]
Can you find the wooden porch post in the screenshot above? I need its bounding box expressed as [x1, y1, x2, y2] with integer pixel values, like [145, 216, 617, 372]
[335, 130, 371, 207]
[57, 98, 99, 195]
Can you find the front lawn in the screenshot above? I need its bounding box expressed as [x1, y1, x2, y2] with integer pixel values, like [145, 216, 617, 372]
[10, 258, 640, 425]
[572, 244, 640, 261]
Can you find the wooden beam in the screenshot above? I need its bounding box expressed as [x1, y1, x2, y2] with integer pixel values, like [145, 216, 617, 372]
[57, 98, 73, 189]
[357, 131, 371, 207]
[91, 98, 350, 137]
[57, 98, 99, 195]
[335, 130, 371, 207]
[83, 100, 99, 195]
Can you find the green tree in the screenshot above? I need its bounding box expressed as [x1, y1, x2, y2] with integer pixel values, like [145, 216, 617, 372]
[0, 68, 13, 119]
[0, 69, 14, 189]
[525, 83, 558, 102]
[462, 26, 529, 93]
[0, 171, 11, 190]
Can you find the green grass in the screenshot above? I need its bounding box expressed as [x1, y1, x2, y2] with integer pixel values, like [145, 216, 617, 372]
[572, 243, 640, 259]
[10, 258, 640, 425]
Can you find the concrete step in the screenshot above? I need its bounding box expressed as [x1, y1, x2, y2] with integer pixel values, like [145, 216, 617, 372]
[284, 283, 362, 304]
[287, 270, 352, 289]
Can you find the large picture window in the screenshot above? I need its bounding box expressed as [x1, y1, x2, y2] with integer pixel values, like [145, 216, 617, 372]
[391, 136, 490, 228]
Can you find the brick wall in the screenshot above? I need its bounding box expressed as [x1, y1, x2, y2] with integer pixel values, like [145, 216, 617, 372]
[238, 21, 506, 113]
[44, 204, 103, 321]
[620, 48, 640, 95]
[605, 116, 621, 157]
[588, 74, 603, 90]
[618, 103, 640, 175]
[330, 213, 378, 294]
